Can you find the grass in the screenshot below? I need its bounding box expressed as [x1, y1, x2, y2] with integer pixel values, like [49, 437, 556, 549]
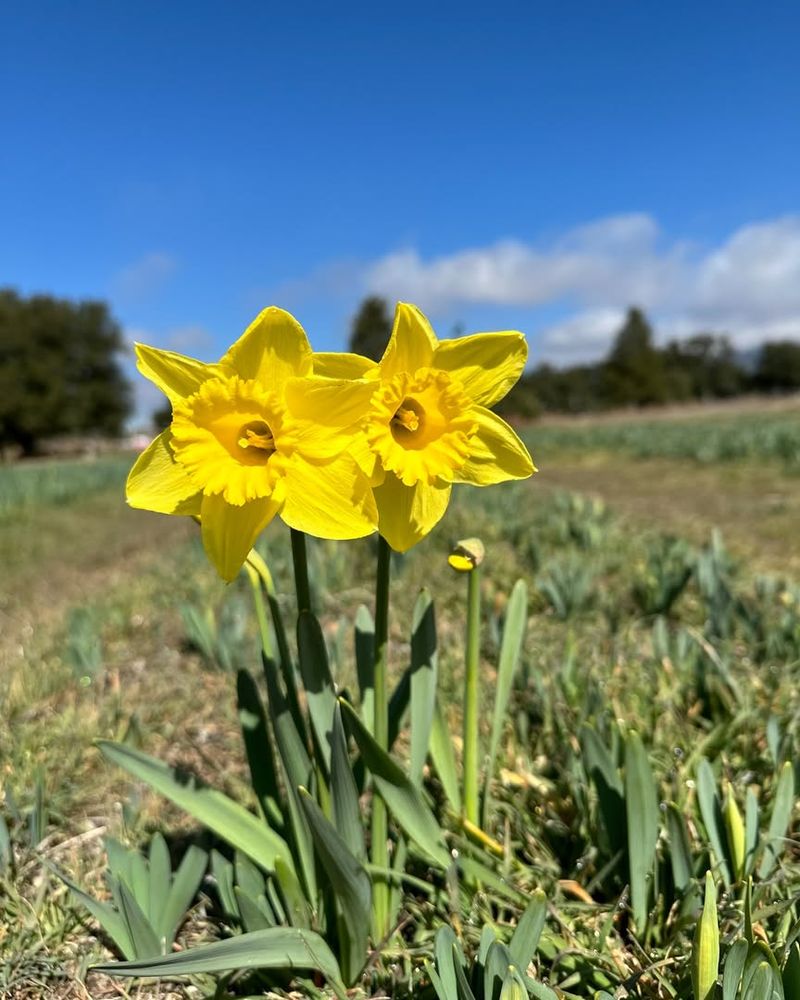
[2, 411, 800, 997]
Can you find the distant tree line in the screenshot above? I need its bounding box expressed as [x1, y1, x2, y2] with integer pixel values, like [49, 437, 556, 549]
[349, 298, 800, 419]
[0, 289, 131, 455]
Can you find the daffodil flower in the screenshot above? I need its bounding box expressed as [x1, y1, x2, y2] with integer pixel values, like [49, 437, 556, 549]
[313, 303, 536, 552]
[127, 307, 377, 581]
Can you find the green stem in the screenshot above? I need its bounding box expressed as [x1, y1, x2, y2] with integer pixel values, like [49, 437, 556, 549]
[463, 565, 481, 826]
[290, 529, 312, 614]
[371, 535, 392, 938]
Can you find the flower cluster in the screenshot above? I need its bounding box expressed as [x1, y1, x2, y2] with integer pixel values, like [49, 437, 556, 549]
[127, 303, 535, 580]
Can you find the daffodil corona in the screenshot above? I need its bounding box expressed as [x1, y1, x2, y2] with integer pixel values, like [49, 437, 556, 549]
[127, 307, 377, 581]
[314, 303, 536, 551]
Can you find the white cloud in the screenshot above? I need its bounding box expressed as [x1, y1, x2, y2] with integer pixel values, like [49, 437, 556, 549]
[539, 309, 627, 365]
[360, 214, 800, 364]
[111, 251, 178, 303]
[365, 213, 687, 312]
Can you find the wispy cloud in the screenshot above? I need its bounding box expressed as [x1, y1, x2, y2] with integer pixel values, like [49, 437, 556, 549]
[111, 251, 178, 304]
[360, 214, 800, 362]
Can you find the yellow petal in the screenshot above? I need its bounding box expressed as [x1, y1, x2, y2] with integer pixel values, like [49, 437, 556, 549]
[378, 302, 437, 378]
[454, 406, 536, 486]
[219, 307, 312, 388]
[283, 375, 376, 460]
[373, 474, 451, 552]
[201, 492, 281, 582]
[281, 453, 377, 540]
[313, 352, 379, 380]
[126, 430, 202, 514]
[433, 331, 527, 407]
[136, 344, 221, 406]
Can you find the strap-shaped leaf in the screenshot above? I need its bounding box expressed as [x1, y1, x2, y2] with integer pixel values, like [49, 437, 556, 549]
[624, 732, 660, 930]
[759, 760, 794, 878]
[91, 926, 346, 998]
[97, 741, 293, 876]
[430, 701, 462, 812]
[483, 580, 527, 824]
[509, 889, 547, 970]
[297, 611, 338, 773]
[330, 703, 365, 861]
[236, 669, 283, 828]
[300, 789, 370, 985]
[160, 845, 207, 947]
[409, 590, 438, 788]
[117, 880, 161, 958]
[340, 699, 449, 868]
[147, 833, 171, 937]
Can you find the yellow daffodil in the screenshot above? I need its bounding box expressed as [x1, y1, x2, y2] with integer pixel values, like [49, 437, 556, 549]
[127, 307, 377, 581]
[313, 303, 536, 552]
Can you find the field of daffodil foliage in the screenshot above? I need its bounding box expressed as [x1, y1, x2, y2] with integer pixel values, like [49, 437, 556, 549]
[2, 305, 800, 1000]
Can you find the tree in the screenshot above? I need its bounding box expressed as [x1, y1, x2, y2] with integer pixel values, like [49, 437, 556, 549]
[348, 296, 392, 361]
[664, 333, 745, 399]
[0, 289, 132, 455]
[754, 340, 800, 391]
[602, 307, 668, 406]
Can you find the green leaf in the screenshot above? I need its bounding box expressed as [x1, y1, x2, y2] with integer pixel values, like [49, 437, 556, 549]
[430, 700, 462, 813]
[210, 850, 238, 920]
[235, 886, 273, 932]
[117, 880, 161, 958]
[160, 845, 207, 947]
[97, 741, 293, 877]
[57, 868, 134, 959]
[691, 872, 719, 1000]
[236, 668, 283, 828]
[409, 589, 438, 787]
[263, 657, 317, 903]
[91, 926, 346, 997]
[433, 925, 459, 1000]
[340, 699, 449, 868]
[147, 833, 170, 933]
[330, 703, 365, 862]
[509, 889, 547, 970]
[722, 938, 748, 1000]
[296, 611, 338, 774]
[744, 787, 759, 876]
[759, 760, 794, 878]
[665, 803, 694, 896]
[743, 962, 778, 1000]
[453, 945, 478, 1000]
[624, 731, 660, 930]
[696, 757, 732, 885]
[354, 604, 375, 730]
[581, 725, 626, 861]
[782, 941, 800, 996]
[483, 580, 527, 825]
[299, 789, 370, 985]
[484, 940, 514, 1000]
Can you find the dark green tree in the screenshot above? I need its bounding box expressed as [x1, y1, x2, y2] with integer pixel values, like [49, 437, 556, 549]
[754, 340, 800, 391]
[348, 296, 392, 361]
[0, 289, 132, 455]
[664, 333, 745, 399]
[602, 307, 668, 406]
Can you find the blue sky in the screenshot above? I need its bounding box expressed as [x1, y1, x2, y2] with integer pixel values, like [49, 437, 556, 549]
[2, 2, 799, 418]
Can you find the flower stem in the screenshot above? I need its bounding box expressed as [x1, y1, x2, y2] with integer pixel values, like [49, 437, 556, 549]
[463, 564, 481, 826]
[371, 534, 392, 938]
[290, 529, 312, 614]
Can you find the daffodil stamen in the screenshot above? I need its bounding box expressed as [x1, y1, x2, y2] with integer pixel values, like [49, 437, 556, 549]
[391, 399, 423, 435]
[238, 420, 276, 455]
